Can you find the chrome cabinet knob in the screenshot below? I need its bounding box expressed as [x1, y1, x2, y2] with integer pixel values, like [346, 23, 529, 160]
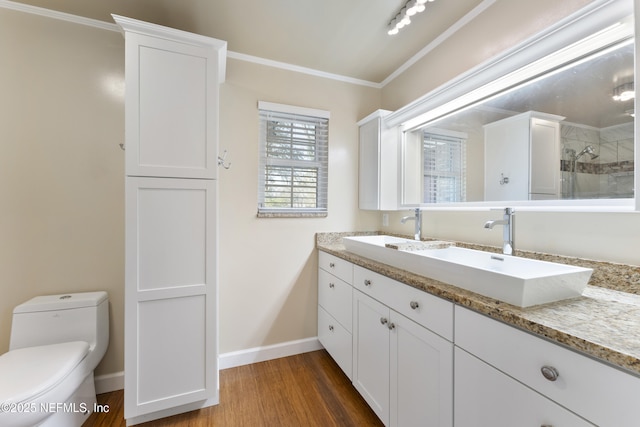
[380, 317, 388, 325]
[364, 279, 372, 287]
[329, 283, 335, 288]
[329, 262, 335, 268]
[541, 366, 559, 382]
[410, 301, 419, 310]
[388, 323, 396, 330]
[328, 325, 334, 331]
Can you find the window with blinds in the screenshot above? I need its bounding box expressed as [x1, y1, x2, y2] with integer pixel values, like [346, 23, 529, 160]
[423, 131, 467, 203]
[258, 102, 329, 217]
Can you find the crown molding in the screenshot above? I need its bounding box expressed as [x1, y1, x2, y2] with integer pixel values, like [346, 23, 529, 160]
[0, 0, 472, 89]
[1, 0, 382, 88]
[226, 51, 382, 88]
[380, 0, 497, 87]
[0, 0, 118, 32]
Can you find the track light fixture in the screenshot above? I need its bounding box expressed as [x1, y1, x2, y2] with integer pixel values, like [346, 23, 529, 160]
[612, 82, 635, 102]
[388, 0, 433, 35]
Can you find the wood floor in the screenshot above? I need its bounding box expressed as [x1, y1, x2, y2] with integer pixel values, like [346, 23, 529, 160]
[83, 350, 383, 427]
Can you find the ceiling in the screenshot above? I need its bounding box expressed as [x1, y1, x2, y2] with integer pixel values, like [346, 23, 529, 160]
[7, 0, 487, 84]
[430, 41, 635, 132]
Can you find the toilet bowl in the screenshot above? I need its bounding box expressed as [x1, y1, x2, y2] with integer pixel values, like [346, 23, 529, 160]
[0, 292, 109, 427]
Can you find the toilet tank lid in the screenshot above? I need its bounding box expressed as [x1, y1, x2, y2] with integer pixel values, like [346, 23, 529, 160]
[13, 291, 108, 313]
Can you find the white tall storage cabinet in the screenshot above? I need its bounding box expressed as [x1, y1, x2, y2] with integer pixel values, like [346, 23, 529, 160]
[113, 15, 227, 426]
[484, 111, 563, 201]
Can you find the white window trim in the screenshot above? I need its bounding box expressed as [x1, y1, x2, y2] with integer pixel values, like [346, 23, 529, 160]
[257, 101, 330, 218]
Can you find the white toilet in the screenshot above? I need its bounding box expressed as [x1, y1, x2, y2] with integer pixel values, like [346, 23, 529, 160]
[0, 291, 109, 427]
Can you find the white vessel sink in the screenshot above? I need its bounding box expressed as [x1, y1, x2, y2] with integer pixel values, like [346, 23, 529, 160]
[343, 235, 593, 307]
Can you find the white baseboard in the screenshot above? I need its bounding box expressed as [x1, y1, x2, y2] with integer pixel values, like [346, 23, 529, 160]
[95, 371, 124, 394]
[94, 337, 323, 394]
[219, 337, 322, 370]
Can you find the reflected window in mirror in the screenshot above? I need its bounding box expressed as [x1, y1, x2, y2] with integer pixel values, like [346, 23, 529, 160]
[423, 130, 467, 203]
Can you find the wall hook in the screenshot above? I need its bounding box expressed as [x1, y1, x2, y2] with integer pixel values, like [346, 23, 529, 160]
[499, 173, 509, 185]
[218, 150, 231, 169]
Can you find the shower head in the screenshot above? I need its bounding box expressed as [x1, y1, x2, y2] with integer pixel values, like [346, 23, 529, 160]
[576, 145, 599, 160]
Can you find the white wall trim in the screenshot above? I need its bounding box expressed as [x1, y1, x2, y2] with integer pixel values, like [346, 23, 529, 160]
[0, 0, 476, 89]
[95, 371, 125, 394]
[0, 0, 380, 88]
[226, 51, 381, 88]
[0, 0, 118, 32]
[93, 338, 323, 394]
[219, 337, 322, 370]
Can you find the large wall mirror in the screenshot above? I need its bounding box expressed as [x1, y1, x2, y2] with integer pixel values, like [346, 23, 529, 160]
[391, 0, 635, 209]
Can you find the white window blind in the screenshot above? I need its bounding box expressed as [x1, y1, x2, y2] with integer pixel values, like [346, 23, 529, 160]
[258, 102, 329, 216]
[423, 131, 467, 203]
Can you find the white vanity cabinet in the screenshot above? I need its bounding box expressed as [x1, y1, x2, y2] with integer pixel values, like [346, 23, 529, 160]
[318, 252, 354, 379]
[352, 265, 454, 427]
[455, 306, 640, 427]
[115, 15, 226, 425]
[484, 111, 563, 201]
[358, 110, 398, 210]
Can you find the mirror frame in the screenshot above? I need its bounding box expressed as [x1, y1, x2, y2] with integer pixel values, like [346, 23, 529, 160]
[385, 0, 637, 212]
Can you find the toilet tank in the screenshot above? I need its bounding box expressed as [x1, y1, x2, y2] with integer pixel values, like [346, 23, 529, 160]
[9, 292, 109, 369]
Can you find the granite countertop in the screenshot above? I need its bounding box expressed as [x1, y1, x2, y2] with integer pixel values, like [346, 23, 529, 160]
[316, 232, 640, 377]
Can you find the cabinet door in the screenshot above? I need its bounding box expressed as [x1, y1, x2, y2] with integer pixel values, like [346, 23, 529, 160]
[358, 110, 397, 210]
[529, 117, 560, 197]
[390, 312, 453, 427]
[120, 21, 225, 179]
[359, 117, 382, 210]
[484, 114, 530, 201]
[353, 290, 390, 425]
[318, 306, 352, 380]
[124, 177, 218, 421]
[455, 348, 594, 427]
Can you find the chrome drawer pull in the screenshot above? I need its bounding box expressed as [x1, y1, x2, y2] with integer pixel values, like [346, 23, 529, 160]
[541, 366, 559, 382]
[388, 323, 396, 330]
[410, 301, 419, 310]
[380, 317, 388, 325]
[328, 325, 334, 331]
[329, 283, 335, 288]
[364, 279, 372, 286]
[329, 262, 335, 268]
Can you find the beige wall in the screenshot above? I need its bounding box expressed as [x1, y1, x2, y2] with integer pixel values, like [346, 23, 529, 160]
[218, 59, 380, 353]
[0, 8, 380, 377]
[0, 9, 125, 377]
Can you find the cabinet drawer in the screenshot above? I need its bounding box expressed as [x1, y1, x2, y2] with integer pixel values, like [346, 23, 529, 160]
[318, 251, 353, 284]
[318, 305, 352, 380]
[455, 347, 594, 427]
[455, 306, 640, 427]
[354, 265, 453, 341]
[318, 269, 352, 332]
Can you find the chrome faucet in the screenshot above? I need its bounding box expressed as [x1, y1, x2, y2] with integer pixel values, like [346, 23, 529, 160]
[484, 207, 515, 255]
[401, 208, 422, 241]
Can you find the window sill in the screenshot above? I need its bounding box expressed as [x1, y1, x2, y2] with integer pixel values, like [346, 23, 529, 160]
[257, 211, 328, 218]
